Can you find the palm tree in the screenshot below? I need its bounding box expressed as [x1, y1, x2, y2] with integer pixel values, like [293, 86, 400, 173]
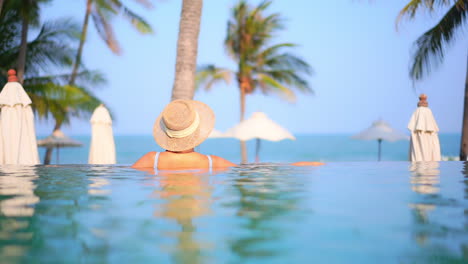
[170, 0, 203, 101]
[396, 0, 468, 159]
[69, 0, 154, 85]
[8, 0, 51, 83]
[196, 0, 313, 163]
[0, 9, 106, 164]
[41, 0, 153, 164]
[0, 0, 4, 16]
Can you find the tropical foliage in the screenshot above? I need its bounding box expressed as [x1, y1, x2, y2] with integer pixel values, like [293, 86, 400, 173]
[196, 0, 313, 162]
[70, 0, 154, 85]
[397, 0, 468, 79]
[86, 0, 153, 54]
[397, 0, 468, 158]
[0, 8, 105, 126]
[197, 0, 312, 117]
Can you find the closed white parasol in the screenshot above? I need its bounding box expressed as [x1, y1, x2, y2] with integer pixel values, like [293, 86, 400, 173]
[0, 70, 40, 165]
[88, 104, 116, 164]
[407, 94, 441, 162]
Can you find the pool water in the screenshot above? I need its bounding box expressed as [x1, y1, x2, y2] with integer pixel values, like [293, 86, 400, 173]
[0, 162, 467, 263]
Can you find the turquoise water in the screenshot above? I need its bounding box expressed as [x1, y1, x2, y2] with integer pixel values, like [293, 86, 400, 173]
[38, 134, 460, 164]
[0, 162, 467, 263]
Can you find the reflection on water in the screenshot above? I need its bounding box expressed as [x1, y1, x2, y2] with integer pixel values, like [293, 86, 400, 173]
[410, 162, 440, 195]
[406, 161, 468, 262]
[0, 166, 39, 261]
[225, 164, 309, 261]
[409, 162, 441, 245]
[0, 162, 467, 263]
[0, 166, 39, 217]
[87, 167, 111, 196]
[152, 171, 213, 264]
[0, 165, 115, 263]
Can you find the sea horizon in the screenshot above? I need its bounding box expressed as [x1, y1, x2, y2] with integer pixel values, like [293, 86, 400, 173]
[36, 133, 462, 165]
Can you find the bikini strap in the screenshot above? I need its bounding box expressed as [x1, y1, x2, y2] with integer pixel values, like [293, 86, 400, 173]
[206, 155, 212, 174]
[154, 152, 160, 174]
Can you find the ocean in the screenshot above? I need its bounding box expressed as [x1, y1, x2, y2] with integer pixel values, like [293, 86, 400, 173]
[37, 133, 461, 165]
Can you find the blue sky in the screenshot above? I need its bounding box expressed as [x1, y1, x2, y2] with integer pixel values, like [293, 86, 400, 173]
[36, 0, 466, 136]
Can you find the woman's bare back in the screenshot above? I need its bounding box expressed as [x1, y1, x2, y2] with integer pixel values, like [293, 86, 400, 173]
[131, 151, 236, 170]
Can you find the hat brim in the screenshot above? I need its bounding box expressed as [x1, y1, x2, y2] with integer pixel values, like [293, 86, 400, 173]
[153, 100, 215, 151]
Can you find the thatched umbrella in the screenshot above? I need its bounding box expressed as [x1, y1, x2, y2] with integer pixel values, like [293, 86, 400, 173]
[38, 130, 82, 164]
[353, 119, 408, 161]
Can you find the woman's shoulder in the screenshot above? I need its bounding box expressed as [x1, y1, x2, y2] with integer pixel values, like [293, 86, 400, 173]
[131, 151, 157, 168]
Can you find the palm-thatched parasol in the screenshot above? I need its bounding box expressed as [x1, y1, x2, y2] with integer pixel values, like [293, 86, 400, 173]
[38, 130, 82, 164]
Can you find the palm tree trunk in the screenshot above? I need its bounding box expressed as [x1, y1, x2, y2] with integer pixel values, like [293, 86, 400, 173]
[69, 0, 92, 86]
[0, 0, 5, 17]
[171, 0, 203, 101]
[240, 85, 247, 163]
[43, 121, 62, 165]
[17, 8, 29, 84]
[460, 52, 468, 160]
[49, 0, 92, 164]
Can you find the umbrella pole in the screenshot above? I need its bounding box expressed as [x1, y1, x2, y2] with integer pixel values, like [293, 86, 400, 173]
[255, 139, 261, 163]
[56, 147, 59, 164]
[378, 139, 382, 161]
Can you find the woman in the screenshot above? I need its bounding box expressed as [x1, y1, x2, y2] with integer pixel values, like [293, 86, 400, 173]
[132, 99, 322, 171]
[132, 99, 235, 171]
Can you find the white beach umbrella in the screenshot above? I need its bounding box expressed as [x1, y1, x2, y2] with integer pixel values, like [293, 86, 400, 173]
[226, 112, 295, 162]
[352, 119, 409, 161]
[208, 129, 227, 138]
[88, 104, 116, 164]
[407, 94, 441, 162]
[38, 129, 82, 164]
[0, 70, 40, 165]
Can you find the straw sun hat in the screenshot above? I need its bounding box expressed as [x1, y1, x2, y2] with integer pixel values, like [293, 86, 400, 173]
[153, 99, 215, 151]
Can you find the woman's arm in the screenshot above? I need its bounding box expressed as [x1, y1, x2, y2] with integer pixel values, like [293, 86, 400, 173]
[212, 155, 237, 168]
[290, 161, 324, 166]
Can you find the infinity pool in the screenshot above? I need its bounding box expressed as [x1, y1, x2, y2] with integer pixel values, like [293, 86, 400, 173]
[0, 162, 467, 263]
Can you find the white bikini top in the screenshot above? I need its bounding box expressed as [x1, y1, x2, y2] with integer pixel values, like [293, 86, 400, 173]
[153, 152, 213, 174]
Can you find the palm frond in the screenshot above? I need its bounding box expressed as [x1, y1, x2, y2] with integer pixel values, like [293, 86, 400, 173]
[91, 0, 153, 54]
[92, 7, 121, 54]
[262, 52, 312, 74]
[410, 1, 468, 80]
[196, 64, 233, 91]
[23, 18, 80, 75]
[397, 0, 455, 26]
[257, 73, 296, 102]
[0, 9, 21, 52]
[0, 17, 81, 83]
[23, 81, 103, 124]
[26, 70, 107, 88]
[213, 0, 313, 99]
[109, 0, 153, 34]
[131, 0, 154, 9]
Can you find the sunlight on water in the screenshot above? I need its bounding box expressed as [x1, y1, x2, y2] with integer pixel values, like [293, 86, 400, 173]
[0, 162, 467, 263]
